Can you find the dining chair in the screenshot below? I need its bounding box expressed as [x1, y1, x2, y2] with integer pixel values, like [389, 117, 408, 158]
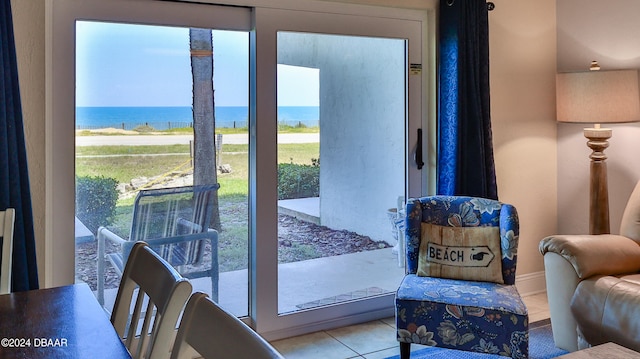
[170, 292, 285, 359]
[0, 208, 15, 294]
[111, 241, 192, 359]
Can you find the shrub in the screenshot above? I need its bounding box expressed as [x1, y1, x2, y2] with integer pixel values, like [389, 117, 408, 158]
[278, 160, 319, 200]
[277, 122, 294, 132]
[133, 124, 155, 133]
[76, 176, 119, 234]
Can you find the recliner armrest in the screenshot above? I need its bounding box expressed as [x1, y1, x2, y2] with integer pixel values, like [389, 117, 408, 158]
[540, 234, 640, 279]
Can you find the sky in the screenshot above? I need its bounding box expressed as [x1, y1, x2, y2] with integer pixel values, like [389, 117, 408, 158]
[75, 21, 319, 108]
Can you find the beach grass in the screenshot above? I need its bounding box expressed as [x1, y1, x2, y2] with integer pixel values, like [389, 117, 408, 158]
[76, 144, 190, 156]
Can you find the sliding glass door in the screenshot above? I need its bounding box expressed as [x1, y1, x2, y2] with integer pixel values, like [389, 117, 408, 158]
[251, 7, 427, 337]
[49, 0, 432, 339]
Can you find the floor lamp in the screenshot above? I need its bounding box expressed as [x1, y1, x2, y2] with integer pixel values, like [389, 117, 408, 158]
[556, 63, 640, 235]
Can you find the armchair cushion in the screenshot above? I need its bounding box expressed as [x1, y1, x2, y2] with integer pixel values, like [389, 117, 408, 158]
[417, 224, 503, 283]
[539, 234, 640, 279]
[396, 275, 528, 356]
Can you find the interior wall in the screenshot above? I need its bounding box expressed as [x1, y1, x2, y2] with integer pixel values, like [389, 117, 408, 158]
[557, 0, 640, 234]
[488, 0, 558, 277]
[11, 0, 46, 286]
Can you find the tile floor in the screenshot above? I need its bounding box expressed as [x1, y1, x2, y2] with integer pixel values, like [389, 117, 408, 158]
[270, 292, 551, 359]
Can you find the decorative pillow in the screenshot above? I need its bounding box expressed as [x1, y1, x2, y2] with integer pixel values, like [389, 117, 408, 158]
[417, 223, 504, 284]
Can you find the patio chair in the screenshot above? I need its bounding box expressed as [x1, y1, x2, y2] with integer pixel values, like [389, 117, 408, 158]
[0, 208, 15, 294]
[97, 184, 220, 306]
[395, 196, 528, 358]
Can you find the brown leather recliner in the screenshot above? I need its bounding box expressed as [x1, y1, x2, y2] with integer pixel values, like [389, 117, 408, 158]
[539, 180, 640, 352]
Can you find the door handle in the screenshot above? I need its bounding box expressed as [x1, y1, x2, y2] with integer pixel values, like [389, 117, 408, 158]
[416, 128, 424, 170]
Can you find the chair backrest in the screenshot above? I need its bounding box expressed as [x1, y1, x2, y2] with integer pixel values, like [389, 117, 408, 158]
[111, 242, 192, 359]
[171, 292, 284, 359]
[0, 208, 15, 294]
[127, 184, 219, 267]
[405, 196, 520, 285]
[620, 180, 640, 244]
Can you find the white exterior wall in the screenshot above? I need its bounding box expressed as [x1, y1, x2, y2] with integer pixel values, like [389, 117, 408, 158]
[278, 33, 405, 243]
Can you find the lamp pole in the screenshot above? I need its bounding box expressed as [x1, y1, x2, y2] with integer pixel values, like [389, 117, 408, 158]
[584, 126, 611, 234]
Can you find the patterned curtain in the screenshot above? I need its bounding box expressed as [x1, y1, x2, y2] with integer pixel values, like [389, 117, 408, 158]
[437, 0, 498, 200]
[0, 0, 39, 291]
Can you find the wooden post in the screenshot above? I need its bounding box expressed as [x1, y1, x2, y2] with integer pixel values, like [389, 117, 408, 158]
[216, 133, 223, 169]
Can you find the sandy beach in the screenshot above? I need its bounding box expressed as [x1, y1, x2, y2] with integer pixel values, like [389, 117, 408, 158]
[75, 131, 319, 146]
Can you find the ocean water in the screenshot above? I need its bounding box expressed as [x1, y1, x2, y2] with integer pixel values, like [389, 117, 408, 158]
[75, 106, 319, 130]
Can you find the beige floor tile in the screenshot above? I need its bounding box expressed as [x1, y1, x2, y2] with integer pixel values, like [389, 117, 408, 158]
[523, 292, 549, 309]
[529, 310, 551, 323]
[271, 293, 550, 358]
[523, 292, 550, 323]
[362, 347, 399, 359]
[327, 320, 398, 355]
[271, 331, 359, 359]
[380, 316, 396, 328]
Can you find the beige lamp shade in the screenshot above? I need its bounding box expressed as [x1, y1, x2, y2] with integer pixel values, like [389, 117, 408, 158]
[556, 69, 640, 124]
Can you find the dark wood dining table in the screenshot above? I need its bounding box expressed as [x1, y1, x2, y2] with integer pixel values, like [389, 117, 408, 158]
[0, 283, 132, 358]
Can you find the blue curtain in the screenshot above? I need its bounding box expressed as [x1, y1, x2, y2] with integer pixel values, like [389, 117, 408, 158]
[437, 0, 498, 200]
[0, 0, 39, 291]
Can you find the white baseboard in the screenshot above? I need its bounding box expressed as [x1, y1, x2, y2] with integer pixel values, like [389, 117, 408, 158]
[515, 270, 546, 296]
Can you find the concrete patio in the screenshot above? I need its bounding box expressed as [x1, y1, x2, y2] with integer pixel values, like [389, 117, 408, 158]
[97, 247, 404, 316]
[91, 196, 405, 316]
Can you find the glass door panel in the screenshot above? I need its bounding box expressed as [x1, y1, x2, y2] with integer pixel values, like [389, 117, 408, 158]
[276, 32, 407, 314]
[74, 20, 250, 317]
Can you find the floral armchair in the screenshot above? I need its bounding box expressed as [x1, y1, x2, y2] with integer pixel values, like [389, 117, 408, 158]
[395, 196, 528, 358]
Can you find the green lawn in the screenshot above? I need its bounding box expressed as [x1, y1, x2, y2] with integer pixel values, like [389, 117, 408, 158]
[76, 142, 319, 196]
[76, 133, 319, 271]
